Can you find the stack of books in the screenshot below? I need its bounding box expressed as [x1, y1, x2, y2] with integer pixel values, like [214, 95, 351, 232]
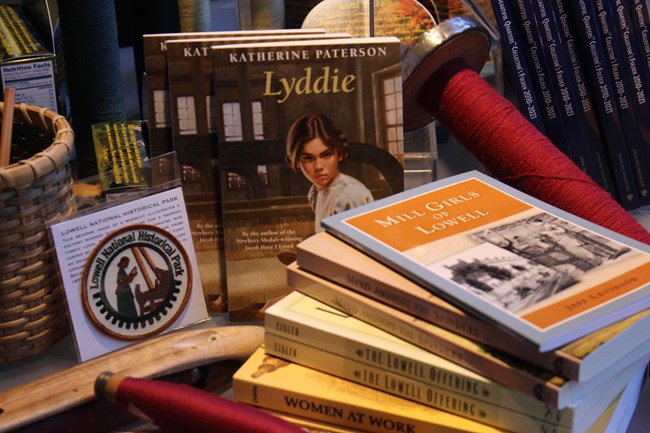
[232, 171, 650, 433]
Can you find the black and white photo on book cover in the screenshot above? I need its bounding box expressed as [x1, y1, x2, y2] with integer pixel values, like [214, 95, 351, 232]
[210, 36, 405, 322]
[437, 212, 633, 313]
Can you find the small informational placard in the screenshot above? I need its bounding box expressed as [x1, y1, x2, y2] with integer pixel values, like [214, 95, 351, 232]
[0, 4, 60, 112]
[0, 60, 57, 110]
[92, 120, 149, 192]
[49, 186, 209, 362]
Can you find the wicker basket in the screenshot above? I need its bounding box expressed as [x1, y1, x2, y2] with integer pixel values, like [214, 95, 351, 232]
[0, 102, 75, 364]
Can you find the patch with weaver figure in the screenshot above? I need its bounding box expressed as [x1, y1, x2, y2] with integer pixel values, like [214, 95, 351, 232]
[81, 224, 192, 340]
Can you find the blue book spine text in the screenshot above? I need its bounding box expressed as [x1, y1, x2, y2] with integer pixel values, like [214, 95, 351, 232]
[511, 0, 572, 157]
[491, 0, 547, 133]
[593, 0, 650, 203]
[551, 0, 617, 196]
[564, 0, 641, 208]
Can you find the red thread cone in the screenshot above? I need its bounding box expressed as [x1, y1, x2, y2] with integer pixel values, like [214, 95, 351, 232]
[419, 57, 650, 244]
[95, 372, 305, 433]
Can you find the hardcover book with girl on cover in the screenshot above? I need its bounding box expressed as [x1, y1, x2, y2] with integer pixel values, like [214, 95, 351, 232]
[210, 36, 405, 321]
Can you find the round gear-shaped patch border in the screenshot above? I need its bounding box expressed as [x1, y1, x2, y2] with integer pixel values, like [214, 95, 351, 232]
[81, 224, 192, 341]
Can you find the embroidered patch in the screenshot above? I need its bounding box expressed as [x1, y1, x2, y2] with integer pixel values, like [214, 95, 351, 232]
[81, 224, 192, 340]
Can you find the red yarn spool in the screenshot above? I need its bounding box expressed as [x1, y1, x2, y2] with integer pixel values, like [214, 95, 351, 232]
[403, 17, 650, 245]
[95, 372, 306, 433]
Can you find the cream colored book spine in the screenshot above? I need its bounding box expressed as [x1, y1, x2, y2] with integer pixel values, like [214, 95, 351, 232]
[264, 332, 571, 433]
[287, 262, 650, 409]
[264, 290, 573, 426]
[233, 347, 510, 433]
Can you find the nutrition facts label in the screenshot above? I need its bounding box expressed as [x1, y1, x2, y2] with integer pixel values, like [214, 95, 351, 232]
[1, 59, 57, 111]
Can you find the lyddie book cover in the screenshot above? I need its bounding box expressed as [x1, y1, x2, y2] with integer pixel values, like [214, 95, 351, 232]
[321, 171, 650, 351]
[164, 32, 348, 313]
[143, 29, 326, 157]
[211, 37, 405, 322]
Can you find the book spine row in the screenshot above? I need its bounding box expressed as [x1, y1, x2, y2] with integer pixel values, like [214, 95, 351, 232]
[264, 331, 572, 433]
[490, 0, 547, 133]
[551, 0, 616, 194]
[233, 376, 460, 433]
[234, 346, 516, 433]
[565, 0, 642, 208]
[287, 266, 568, 409]
[609, 0, 650, 196]
[592, 0, 650, 204]
[265, 304, 571, 424]
[511, 0, 573, 158]
[295, 247, 581, 381]
[532, 0, 604, 185]
[504, 0, 650, 206]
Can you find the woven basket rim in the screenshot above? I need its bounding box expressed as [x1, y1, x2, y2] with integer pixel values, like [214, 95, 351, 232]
[0, 102, 74, 190]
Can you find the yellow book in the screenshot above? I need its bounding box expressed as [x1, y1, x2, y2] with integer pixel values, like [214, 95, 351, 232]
[254, 373, 644, 433]
[233, 347, 646, 433]
[233, 346, 509, 433]
[264, 290, 648, 433]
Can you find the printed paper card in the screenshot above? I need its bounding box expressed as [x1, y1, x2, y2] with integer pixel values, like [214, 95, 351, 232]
[49, 186, 208, 361]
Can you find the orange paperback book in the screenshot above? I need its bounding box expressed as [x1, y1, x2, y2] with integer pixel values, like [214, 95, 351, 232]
[321, 171, 650, 352]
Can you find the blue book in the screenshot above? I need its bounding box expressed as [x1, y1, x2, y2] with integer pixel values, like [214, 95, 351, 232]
[490, 0, 547, 134]
[630, 0, 650, 169]
[529, 0, 605, 191]
[608, 0, 650, 203]
[590, 0, 650, 205]
[549, 0, 617, 196]
[564, 0, 642, 209]
[510, 0, 573, 158]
